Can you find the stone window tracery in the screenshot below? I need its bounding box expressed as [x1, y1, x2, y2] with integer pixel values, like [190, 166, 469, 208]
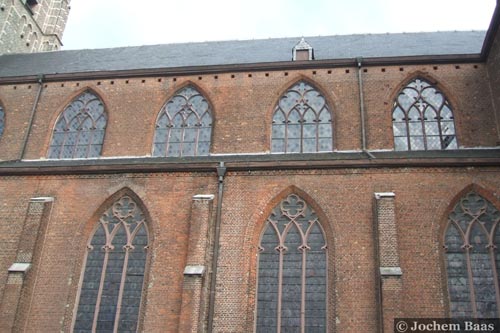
[73, 195, 149, 333]
[444, 191, 500, 318]
[48, 91, 107, 159]
[256, 193, 327, 332]
[153, 85, 212, 157]
[392, 78, 457, 151]
[271, 81, 333, 153]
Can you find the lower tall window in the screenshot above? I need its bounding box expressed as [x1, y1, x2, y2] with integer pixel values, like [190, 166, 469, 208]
[444, 191, 500, 318]
[73, 195, 149, 333]
[256, 193, 327, 333]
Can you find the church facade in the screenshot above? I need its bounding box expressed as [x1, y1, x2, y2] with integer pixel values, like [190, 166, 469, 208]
[0, 4, 499, 333]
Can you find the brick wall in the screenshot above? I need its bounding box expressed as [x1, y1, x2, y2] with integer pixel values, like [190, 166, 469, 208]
[0, 63, 496, 161]
[0, 60, 499, 332]
[0, 168, 498, 332]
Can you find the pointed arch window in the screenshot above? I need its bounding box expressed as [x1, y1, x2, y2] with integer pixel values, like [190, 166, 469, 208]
[256, 193, 327, 332]
[48, 91, 107, 159]
[271, 81, 333, 153]
[392, 78, 457, 151]
[153, 85, 212, 157]
[444, 191, 500, 318]
[73, 195, 149, 333]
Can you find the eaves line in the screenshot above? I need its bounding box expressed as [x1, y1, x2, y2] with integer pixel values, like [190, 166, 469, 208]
[0, 53, 483, 85]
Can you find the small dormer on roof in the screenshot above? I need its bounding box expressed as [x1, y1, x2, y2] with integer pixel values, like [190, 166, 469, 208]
[293, 38, 314, 61]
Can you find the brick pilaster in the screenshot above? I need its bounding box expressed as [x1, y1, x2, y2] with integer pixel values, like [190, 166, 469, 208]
[0, 197, 53, 332]
[179, 194, 214, 333]
[374, 192, 402, 333]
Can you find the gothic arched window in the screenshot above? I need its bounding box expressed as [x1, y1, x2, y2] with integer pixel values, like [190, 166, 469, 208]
[48, 91, 107, 159]
[153, 85, 212, 157]
[271, 81, 333, 153]
[73, 195, 149, 332]
[392, 78, 457, 151]
[256, 193, 327, 332]
[444, 191, 500, 318]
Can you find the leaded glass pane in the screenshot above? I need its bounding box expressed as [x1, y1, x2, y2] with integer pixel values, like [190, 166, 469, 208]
[410, 136, 425, 150]
[392, 78, 457, 151]
[444, 137, 458, 150]
[271, 81, 333, 153]
[153, 85, 212, 157]
[445, 192, 500, 318]
[74, 224, 106, 331]
[272, 139, 285, 153]
[287, 138, 301, 153]
[445, 223, 473, 317]
[305, 222, 327, 331]
[470, 223, 497, 317]
[256, 194, 327, 332]
[74, 195, 149, 332]
[426, 136, 441, 150]
[394, 137, 408, 151]
[303, 138, 316, 153]
[425, 121, 439, 136]
[48, 91, 107, 159]
[256, 224, 280, 333]
[408, 120, 423, 135]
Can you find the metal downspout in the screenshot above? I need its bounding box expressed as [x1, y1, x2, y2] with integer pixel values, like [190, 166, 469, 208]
[356, 58, 376, 159]
[207, 161, 226, 332]
[20, 75, 44, 160]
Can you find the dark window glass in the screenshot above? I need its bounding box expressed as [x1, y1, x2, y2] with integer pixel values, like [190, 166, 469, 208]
[445, 191, 500, 318]
[48, 91, 107, 159]
[271, 81, 332, 153]
[0, 105, 4, 140]
[153, 85, 212, 157]
[74, 195, 149, 332]
[392, 78, 457, 151]
[256, 194, 327, 332]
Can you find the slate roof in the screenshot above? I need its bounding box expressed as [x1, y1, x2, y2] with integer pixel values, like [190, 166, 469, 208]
[0, 31, 487, 78]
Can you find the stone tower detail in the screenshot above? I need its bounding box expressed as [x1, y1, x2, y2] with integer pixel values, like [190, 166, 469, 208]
[0, 0, 71, 54]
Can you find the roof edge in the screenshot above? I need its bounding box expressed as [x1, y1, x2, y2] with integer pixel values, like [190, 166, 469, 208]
[0, 53, 482, 85]
[481, 2, 500, 59]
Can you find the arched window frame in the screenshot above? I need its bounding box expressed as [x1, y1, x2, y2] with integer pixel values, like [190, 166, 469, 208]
[72, 192, 151, 333]
[152, 84, 213, 157]
[48, 90, 107, 159]
[271, 80, 333, 153]
[255, 193, 328, 332]
[392, 77, 458, 151]
[443, 190, 500, 318]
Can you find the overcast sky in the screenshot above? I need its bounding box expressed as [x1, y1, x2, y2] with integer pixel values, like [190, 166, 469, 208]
[62, 0, 497, 50]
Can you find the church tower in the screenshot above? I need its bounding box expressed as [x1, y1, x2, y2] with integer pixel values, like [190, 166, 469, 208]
[0, 0, 71, 54]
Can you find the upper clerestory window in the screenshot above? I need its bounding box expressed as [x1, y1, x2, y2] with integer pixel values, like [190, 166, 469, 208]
[271, 80, 333, 153]
[153, 85, 213, 157]
[48, 90, 107, 159]
[392, 78, 457, 151]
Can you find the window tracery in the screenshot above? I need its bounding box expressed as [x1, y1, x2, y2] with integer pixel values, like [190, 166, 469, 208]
[73, 195, 149, 333]
[256, 193, 327, 332]
[392, 78, 457, 151]
[271, 81, 333, 153]
[48, 91, 107, 159]
[444, 191, 500, 318]
[153, 85, 212, 157]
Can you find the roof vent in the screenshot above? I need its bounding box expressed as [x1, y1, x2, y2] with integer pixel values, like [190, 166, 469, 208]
[293, 38, 314, 61]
